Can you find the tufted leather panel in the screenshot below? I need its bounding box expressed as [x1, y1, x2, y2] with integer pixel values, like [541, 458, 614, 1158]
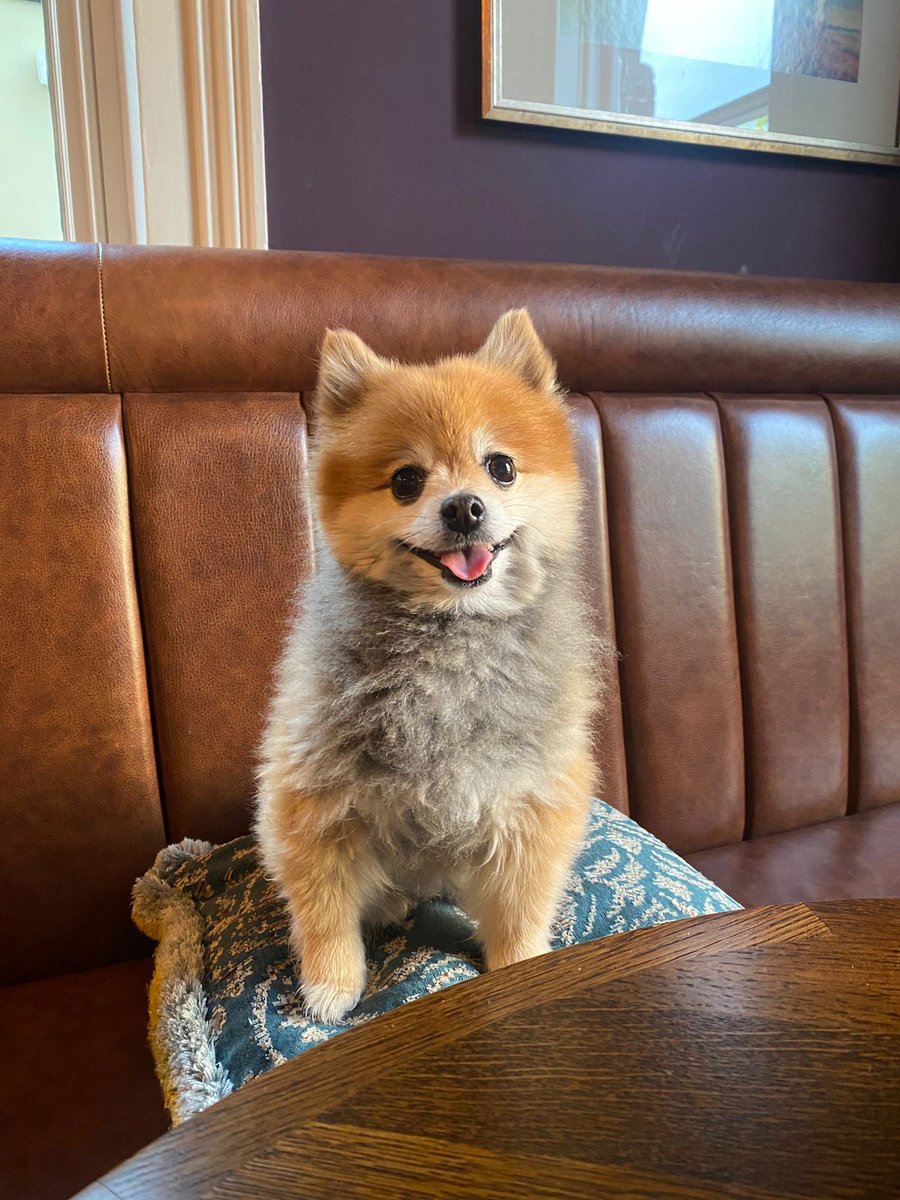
[123, 395, 313, 843]
[717, 398, 849, 836]
[566, 395, 628, 814]
[3, 245, 899, 1200]
[829, 398, 900, 813]
[1, 242, 899, 991]
[0, 240, 882, 395]
[0, 396, 163, 985]
[592, 395, 746, 854]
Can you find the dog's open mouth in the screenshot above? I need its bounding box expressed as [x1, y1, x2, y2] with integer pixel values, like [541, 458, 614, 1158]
[399, 536, 513, 588]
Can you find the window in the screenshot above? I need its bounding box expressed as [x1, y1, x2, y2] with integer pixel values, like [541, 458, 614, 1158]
[1, 0, 266, 247]
[0, 0, 62, 240]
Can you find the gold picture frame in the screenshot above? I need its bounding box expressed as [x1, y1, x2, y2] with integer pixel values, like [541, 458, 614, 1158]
[482, 1, 900, 166]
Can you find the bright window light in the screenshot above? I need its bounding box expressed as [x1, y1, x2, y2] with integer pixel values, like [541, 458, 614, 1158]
[642, 0, 776, 70]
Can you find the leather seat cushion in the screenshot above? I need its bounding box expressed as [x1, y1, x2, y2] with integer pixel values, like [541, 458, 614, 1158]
[687, 802, 900, 906]
[0, 957, 166, 1200]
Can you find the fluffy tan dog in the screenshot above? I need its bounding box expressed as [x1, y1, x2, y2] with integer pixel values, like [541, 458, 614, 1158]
[255, 310, 597, 1021]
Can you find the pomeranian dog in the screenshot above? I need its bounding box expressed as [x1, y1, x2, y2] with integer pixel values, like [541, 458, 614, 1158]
[255, 309, 597, 1022]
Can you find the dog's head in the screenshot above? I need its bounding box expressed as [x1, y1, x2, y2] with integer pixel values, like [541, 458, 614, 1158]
[312, 309, 580, 615]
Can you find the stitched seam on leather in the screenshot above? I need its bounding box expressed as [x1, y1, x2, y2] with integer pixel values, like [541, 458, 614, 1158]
[823, 393, 859, 818]
[97, 241, 112, 393]
[121, 395, 172, 843]
[587, 391, 639, 827]
[709, 391, 753, 845]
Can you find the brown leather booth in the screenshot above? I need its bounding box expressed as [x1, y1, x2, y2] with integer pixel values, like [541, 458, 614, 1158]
[1, 239, 898, 1200]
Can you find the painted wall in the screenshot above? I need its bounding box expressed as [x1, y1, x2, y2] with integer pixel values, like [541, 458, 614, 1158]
[260, 0, 900, 281]
[0, 0, 62, 241]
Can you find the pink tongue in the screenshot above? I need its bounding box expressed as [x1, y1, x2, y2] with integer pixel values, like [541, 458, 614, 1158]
[439, 545, 494, 581]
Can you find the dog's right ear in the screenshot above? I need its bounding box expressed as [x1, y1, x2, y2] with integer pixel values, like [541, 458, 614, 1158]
[316, 329, 390, 418]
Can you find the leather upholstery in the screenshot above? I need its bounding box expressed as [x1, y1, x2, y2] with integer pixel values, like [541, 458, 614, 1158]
[567, 394, 628, 815]
[688, 802, 900, 906]
[829, 398, 900, 813]
[124, 394, 313, 843]
[593, 394, 746, 853]
[0, 239, 897, 961]
[0, 395, 163, 986]
[0, 241, 108, 393]
[717, 397, 849, 837]
[0, 957, 166, 1200]
[3, 240, 900, 396]
[1, 235, 898, 1200]
[95, 246, 900, 395]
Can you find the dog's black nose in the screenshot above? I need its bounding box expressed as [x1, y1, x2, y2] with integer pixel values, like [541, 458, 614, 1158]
[440, 493, 485, 535]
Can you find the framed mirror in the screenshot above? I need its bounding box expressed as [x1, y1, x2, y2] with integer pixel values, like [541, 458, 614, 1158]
[483, 1, 900, 165]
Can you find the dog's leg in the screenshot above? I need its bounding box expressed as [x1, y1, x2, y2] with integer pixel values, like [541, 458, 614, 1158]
[257, 786, 385, 1022]
[464, 762, 592, 971]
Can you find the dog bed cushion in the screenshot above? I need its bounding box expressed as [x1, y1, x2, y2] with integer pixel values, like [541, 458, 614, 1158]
[133, 798, 739, 1123]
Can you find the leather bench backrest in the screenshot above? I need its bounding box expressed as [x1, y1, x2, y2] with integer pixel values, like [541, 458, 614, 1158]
[1, 241, 898, 983]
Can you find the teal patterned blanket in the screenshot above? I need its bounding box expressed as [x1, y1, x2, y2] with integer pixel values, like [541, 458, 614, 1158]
[133, 798, 739, 1123]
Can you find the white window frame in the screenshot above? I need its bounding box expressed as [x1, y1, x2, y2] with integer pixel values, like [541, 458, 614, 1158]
[43, 0, 267, 247]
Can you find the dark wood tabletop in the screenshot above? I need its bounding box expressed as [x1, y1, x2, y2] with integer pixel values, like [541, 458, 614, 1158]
[78, 900, 900, 1200]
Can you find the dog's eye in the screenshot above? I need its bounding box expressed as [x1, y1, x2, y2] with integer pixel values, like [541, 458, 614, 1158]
[486, 454, 516, 486]
[391, 465, 425, 501]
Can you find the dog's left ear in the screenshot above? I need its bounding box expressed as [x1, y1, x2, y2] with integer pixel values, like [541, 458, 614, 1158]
[477, 309, 557, 392]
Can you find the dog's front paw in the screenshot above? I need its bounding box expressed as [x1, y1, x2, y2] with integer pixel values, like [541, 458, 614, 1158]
[300, 941, 367, 1022]
[292, 915, 367, 1022]
[301, 976, 365, 1023]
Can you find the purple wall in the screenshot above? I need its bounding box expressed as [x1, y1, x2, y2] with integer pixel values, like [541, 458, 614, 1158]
[259, 0, 900, 281]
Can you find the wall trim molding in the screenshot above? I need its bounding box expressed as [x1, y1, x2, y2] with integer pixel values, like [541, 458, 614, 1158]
[43, 0, 267, 247]
[44, 0, 108, 242]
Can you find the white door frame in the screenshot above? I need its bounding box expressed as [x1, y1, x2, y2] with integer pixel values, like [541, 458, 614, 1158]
[43, 0, 267, 248]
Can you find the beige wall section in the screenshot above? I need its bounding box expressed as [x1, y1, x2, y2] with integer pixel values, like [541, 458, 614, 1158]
[0, 0, 62, 239]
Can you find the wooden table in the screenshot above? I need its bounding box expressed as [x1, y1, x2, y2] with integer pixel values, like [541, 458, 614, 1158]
[79, 901, 900, 1200]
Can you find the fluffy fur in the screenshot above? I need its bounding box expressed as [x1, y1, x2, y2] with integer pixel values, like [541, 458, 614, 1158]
[255, 310, 599, 1022]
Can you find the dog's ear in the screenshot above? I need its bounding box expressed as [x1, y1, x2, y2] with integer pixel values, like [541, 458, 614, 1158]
[316, 328, 391, 417]
[477, 309, 557, 392]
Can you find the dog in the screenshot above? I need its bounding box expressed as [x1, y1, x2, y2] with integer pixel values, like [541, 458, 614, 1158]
[255, 309, 598, 1022]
